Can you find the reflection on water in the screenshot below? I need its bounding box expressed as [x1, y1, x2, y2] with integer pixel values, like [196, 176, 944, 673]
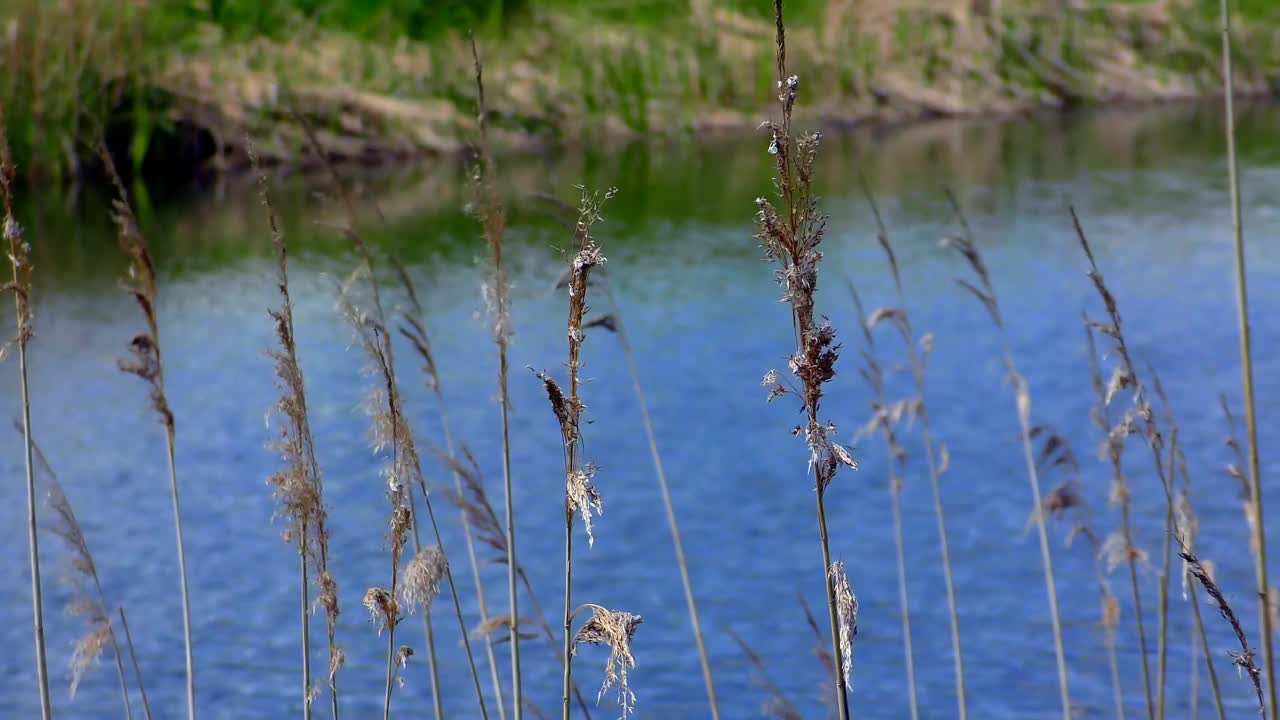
[5, 104, 1280, 718]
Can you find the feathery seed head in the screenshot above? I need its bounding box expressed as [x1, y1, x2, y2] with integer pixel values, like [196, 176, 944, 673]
[573, 605, 642, 718]
[828, 561, 857, 691]
[400, 547, 448, 614]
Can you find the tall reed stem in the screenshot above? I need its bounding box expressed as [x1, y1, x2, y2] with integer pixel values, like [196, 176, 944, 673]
[864, 190, 966, 718]
[1189, 584, 1226, 720]
[468, 38, 521, 720]
[596, 277, 719, 720]
[164, 429, 196, 720]
[1, 121, 51, 720]
[1220, 2, 1277, 714]
[943, 193, 1069, 719]
[118, 608, 152, 720]
[300, 532, 312, 720]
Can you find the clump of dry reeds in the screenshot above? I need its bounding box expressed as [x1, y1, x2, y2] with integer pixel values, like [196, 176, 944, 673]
[570, 605, 643, 719]
[26, 430, 142, 719]
[754, 2, 856, 714]
[860, 186, 967, 719]
[848, 282, 917, 719]
[536, 182, 618, 720]
[1219, 1, 1277, 710]
[254, 147, 341, 720]
[942, 192, 1069, 719]
[0, 102, 52, 720]
[468, 36, 520, 720]
[394, 258, 506, 720]
[97, 142, 196, 720]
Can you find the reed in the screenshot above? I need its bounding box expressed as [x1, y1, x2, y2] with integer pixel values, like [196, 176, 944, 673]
[468, 36, 521, 720]
[1220, 0, 1277, 713]
[726, 629, 801, 720]
[754, 2, 857, 714]
[1070, 524, 1126, 720]
[847, 283, 918, 720]
[862, 186, 966, 719]
[335, 239, 488, 720]
[98, 142, 196, 720]
[1084, 320, 1155, 720]
[941, 191, 1069, 719]
[569, 604, 643, 718]
[393, 258, 506, 720]
[25, 427, 136, 719]
[535, 183, 615, 720]
[117, 608, 153, 720]
[1072, 209, 1181, 720]
[0, 105, 51, 720]
[1181, 549, 1266, 715]
[254, 147, 340, 720]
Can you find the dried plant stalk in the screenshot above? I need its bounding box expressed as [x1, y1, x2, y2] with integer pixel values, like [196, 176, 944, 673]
[0, 104, 51, 720]
[24, 428, 135, 719]
[255, 147, 340, 720]
[726, 629, 801, 720]
[1084, 321, 1155, 720]
[754, 3, 856, 715]
[469, 36, 520, 720]
[1220, 2, 1277, 713]
[117, 608, 153, 720]
[394, 258, 506, 720]
[943, 192, 1069, 719]
[861, 187, 966, 718]
[1182, 550, 1266, 715]
[848, 283, 916, 719]
[539, 183, 614, 720]
[98, 142, 196, 720]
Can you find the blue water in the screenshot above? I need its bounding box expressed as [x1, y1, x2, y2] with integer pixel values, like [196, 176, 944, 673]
[5, 105, 1280, 719]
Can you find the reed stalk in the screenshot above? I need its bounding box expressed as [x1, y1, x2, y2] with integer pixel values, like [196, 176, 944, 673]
[590, 273, 719, 720]
[469, 37, 521, 720]
[536, 184, 614, 720]
[1182, 549, 1266, 715]
[755, 3, 857, 714]
[394, 259, 505, 720]
[98, 143, 195, 720]
[1220, 1, 1277, 713]
[0, 108, 51, 720]
[862, 187, 966, 719]
[254, 147, 340, 720]
[25, 428, 134, 720]
[117, 608, 153, 720]
[848, 283, 917, 720]
[942, 192, 1069, 719]
[336, 232, 489, 720]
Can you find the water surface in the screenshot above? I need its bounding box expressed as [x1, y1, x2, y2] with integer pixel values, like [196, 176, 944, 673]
[5, 104, 1280, 719]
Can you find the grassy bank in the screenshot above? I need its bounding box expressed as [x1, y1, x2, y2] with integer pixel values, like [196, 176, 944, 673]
[2, 0, 1279, 179]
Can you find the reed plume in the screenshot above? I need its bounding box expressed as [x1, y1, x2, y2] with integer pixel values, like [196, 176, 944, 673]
[336, 257, 488, 720]
[0, 104, 51, 720]
[98, 142, 196, 720]
[942, 191, 1069, 719]
[1073, 208, 1181, 720]
[468, 36, 521, 720]
[755, 2, 857, 714]
[1149, 369, 1225, 720]
[537, 183, 615, 720]
[1181, 549, 1266, 715]
[255, 148, 340, 720]
[24, 426, 137, 719]
[394, 258, 505, 720]
[848, 283, 917, 720]
[570, 605, 643, 719]
[1219, 1, 1276, 711]
[437, 447, 595, 719]
[1085, 317, 1155, 720]
[861, 185, 967, 718]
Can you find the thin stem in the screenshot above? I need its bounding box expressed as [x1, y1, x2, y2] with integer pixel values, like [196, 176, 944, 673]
[1106, 626, 1124, 720]
[1122, 503, 1155, 720]
[108, 615, 134, 720]
[165, 427, 196, 720]
[301, 532, 312, 720]
[118, 608, 153, 720]
[1189, 582, 1227, 720]
[499, 351, 521, 720]
[1157, 571, 1170, 720]
[1189, 595, 1199, 720]
[16, 274, 51, 720]
[403, 494, 443, 720]
[599, 281, 718, 720]
[815, 489, 850, 720]
[1221, 1, 1277, 714]
[889, 485, 919, 720]
[561, 521, 573, 720]
[1008, 373, 1071, 720]
[516, 567, 593, 718]
[383, 623, 396, 720]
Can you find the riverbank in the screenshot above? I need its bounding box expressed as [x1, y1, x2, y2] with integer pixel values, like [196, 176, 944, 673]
[3, 0, 1278, 180]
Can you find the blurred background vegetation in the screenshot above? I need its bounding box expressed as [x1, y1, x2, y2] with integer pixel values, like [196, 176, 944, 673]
[2, 0, 1278, 181]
